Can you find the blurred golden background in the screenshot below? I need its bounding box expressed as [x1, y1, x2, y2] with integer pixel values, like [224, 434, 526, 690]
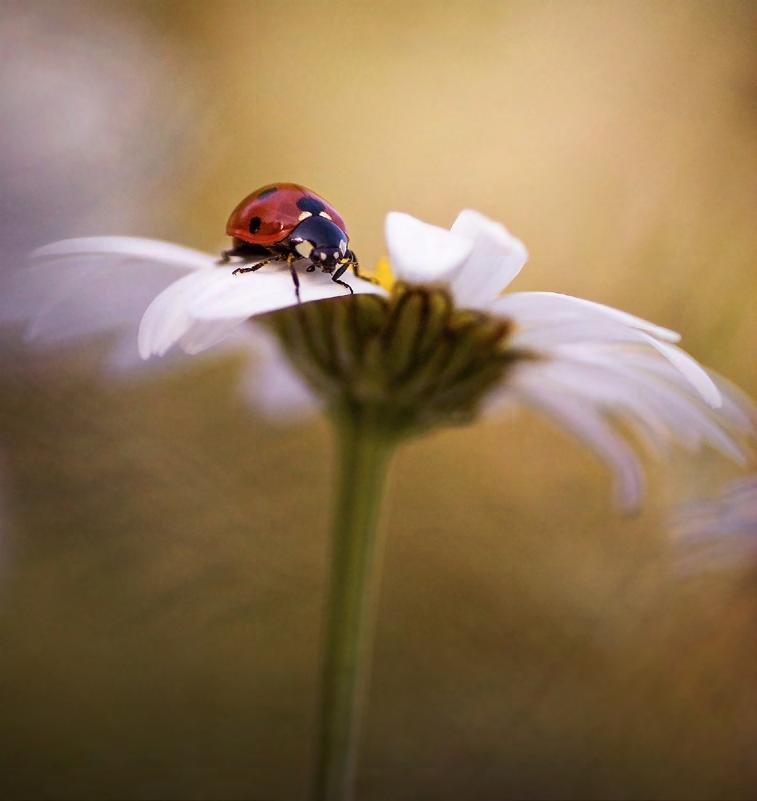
[1, 1, 756, 799]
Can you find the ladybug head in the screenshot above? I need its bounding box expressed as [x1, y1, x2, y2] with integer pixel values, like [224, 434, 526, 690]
[290, 215, 348, 270]
[310, 244, 348, 270]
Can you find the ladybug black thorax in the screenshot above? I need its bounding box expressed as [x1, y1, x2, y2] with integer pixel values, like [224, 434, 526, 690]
[288, 215, 349, 269]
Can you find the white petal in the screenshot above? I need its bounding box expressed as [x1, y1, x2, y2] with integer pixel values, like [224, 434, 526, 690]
[0, 237, 217, 371]
[510, 317, 720, 407]
[448, 209, 528, 308]
[189, 264, 384, 322]
[708, 373, 757, 434]
[178, 315, 252, 355]
[138, 269, 234, 358]
[237, 324, 320, 420]
[31, 236, 215, 271]
[525, 356, 743, 462]
[511, 375, 645, 511]
[385, 212, 473, 284]
[139, 263, 385, 358]
[639, 335, 721, 408]
[511, 318, 665, 350]
[23, 263, 187, 345]
[0, 260, 100, 327]
[581, 349, 754, 434]
[491, 292, 680, 343]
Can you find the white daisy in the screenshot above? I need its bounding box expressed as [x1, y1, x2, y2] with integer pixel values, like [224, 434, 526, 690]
[2, 210, 753, 510]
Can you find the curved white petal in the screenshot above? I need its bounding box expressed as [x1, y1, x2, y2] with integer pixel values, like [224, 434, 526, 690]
[700, 372, 756, 434]
[511, 319, 664, 350]
[139, 263, 385, 358]
[385, 212, 473, 284]
[178, 315, 253, 355]
[494, 323, 752, 508]
[237, 324, 320, 420]
[0, 237, 217, 370]
[31, 237, 215, 271]
[639, 335, 721, 408]
[511, 375, 645, 512]
[189, 264, 385, 322]
[523, 356, 743, 462]
[510, 317, 720, 406]
[491, 291, 680, 343]
[448, 209, 528, 308]
[558, 346, 754, 436]
[138, 269, 234, 358]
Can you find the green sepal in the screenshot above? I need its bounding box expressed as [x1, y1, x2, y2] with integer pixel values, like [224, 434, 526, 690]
[265, 283, 531, 440]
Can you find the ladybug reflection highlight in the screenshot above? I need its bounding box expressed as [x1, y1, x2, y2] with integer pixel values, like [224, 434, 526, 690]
[220, 182, 371, 302]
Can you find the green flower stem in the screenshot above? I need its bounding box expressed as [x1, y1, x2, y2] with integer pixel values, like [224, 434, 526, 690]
[313, 406, 396, 801]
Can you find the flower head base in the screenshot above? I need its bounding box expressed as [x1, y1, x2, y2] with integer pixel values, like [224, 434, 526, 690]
[267, 282, 529, 438]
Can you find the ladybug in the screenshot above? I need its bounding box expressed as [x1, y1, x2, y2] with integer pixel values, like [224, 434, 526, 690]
[219, 182, 370, 301]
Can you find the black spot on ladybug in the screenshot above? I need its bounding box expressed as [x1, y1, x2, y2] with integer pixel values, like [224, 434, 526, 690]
[257, 186, 278, 199]
[249, 216, 262, 234]
[296, 196, 326, 215]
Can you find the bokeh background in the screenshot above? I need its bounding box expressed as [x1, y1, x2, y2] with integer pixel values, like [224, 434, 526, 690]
[1, 1, 756, 799]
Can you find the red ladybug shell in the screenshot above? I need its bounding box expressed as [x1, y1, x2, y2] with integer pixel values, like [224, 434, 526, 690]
[226, 183, 348, 247]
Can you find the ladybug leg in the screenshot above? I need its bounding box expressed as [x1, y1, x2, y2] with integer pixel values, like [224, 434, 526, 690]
[342, 251, 379, 285]
[331, 263, 354, 296]
[231, 257, 280, 276]
[287, 253, 302, 303]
